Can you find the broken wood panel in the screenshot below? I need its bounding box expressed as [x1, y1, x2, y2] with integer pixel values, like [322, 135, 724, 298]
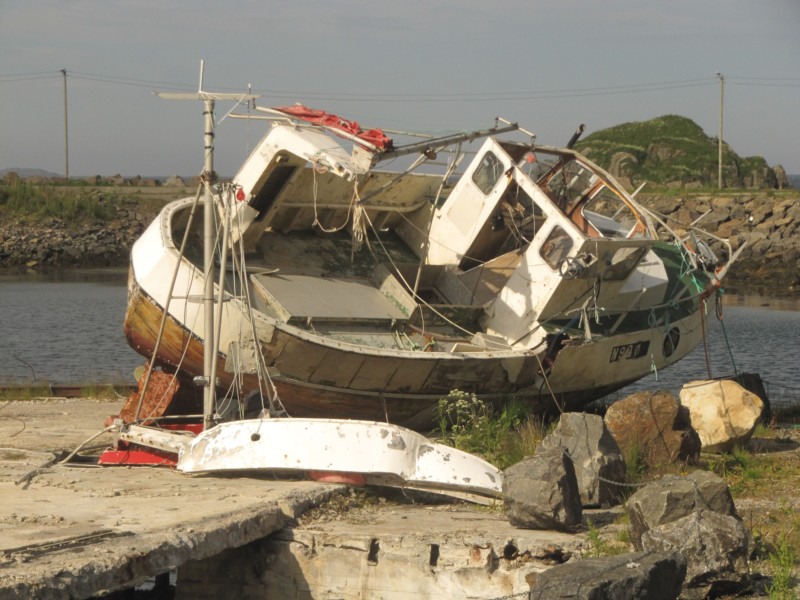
[273, 339, 328, 380]
[386, 357, 439, 394]
[309, 352, 364, 388]
[259, 331, 290, 367]
[348, 357, 400, 391]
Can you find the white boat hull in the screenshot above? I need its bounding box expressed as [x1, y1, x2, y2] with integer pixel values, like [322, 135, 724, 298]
[177, 418, 503, 500]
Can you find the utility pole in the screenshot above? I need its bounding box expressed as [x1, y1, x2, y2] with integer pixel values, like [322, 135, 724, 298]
[61, 68, 69, 180]
[715, 72, 724, 189]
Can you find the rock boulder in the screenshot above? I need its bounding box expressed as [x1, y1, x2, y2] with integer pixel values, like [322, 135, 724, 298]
[679, 380, 764, 453]
[538, 412, 626, 507]
[503, 447, 582, 531]
[642, 510, 749, 598]
[529, 551, 687, 600]
[625, 470, 739, 549]
[605, 390, 701, 469]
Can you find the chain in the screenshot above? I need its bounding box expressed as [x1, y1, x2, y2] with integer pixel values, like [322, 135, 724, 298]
[483, 592, 531, 600]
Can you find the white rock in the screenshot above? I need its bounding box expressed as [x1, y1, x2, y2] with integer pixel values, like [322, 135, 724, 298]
[679, 380, 763, 453]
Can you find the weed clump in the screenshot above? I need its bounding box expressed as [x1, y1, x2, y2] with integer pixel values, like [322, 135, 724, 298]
[434, 390, 547, 470]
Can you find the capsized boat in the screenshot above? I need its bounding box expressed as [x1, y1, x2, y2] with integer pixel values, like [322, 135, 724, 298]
[105, 418, 503, 503]
[123, 103, 741, 431]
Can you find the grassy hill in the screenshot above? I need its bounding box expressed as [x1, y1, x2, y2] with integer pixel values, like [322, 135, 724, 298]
[574, 115, 783, 190]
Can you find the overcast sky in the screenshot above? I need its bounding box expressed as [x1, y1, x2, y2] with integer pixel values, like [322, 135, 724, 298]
[2, 0, 799, 177]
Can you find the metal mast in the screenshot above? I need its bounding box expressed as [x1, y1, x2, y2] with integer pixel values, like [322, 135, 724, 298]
[156, 60, 259, 430]
[61, 68, 69, 180]
[715, 72, 724, 189]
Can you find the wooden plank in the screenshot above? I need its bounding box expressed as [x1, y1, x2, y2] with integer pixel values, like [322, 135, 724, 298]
[386, 357, 438, 394]
[309, 352, 364, 387]
[250, 274, 407, 322]
[348, 357, 400, 391]
[273, 339, 328, 380]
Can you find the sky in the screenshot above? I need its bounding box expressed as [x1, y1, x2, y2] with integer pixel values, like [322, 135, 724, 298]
[1, 0, 799, 178]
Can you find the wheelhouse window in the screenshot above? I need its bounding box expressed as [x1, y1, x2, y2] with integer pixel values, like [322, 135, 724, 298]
[471, 151, 504, 195]
[540, 226, 574, 270]
[581, 187, 642, 239]
[544, 159, 596, 210]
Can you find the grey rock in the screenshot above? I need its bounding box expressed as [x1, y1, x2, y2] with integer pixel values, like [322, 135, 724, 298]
[625, 470, 738, 550]
[529, 550, 686, 600]
[642, 510, 749, 598]
[538, 412, 626, 507]
[503, 447, 582, 531]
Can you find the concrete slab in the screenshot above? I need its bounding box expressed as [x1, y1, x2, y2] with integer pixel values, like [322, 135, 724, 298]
[0, 399, 592, 600]
[0, 399, 338, 599]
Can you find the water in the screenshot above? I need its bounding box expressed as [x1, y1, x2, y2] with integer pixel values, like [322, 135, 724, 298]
[614, 300, 800, 411]
[1, 272, 798, 409]
[0, 270, 144, 385]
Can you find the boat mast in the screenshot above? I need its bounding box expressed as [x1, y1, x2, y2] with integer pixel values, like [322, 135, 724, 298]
[201, 68, 216, 430]
[155, 60, 259, 430]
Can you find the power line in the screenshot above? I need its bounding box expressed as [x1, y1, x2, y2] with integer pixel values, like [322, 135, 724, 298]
[68, 70, 197, 91]
[2, 70, 798, 101]
[0, 73, 61, 83]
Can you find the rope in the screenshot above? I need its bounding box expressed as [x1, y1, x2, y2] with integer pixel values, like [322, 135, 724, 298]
[231, 198, 287, 419]
[715, 290, 739, 377]
[533, 351, 564, 414]
[360, 209, 480, 339]
[699, 298, 712, 379]
[310, 157, 355, 233]
[133, 182, 204, 422]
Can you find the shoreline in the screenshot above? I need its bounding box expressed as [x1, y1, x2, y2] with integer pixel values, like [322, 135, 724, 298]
[3, 266, 798, 311]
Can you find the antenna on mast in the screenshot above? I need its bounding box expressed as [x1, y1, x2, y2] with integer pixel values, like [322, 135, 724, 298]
[154, 60, 260, 430]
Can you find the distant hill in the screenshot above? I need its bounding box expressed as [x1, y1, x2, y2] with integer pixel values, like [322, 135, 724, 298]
[788, 174, 800, 189]
[574, 115, 787, 190]
[1, 167, 61, 179]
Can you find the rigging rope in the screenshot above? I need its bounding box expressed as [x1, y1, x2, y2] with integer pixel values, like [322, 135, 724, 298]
[699, 298, 712, 379]
[715, 289, 739, 377]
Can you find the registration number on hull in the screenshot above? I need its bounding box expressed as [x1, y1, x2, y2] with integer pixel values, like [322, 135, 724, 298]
[609, 341, 650, 362]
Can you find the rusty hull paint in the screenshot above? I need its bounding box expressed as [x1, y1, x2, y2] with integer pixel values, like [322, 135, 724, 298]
[123, 276, 621, 429]
[123, 284, 439, 426]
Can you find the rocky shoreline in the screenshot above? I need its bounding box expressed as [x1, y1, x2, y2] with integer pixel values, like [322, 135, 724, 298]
[0, 195, 156, 270]
[635, 193, 800, 298]
[1, 190, 798, 297]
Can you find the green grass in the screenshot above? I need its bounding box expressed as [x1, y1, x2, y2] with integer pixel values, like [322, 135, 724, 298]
[434, 390, 547, 470]
[79, 384, 125, 400]
[767, 531, 798, 599]
[0, 180, 117, 225]
[0, 384, 54, 401]
[0, 179, 180, 227]
[574, 114, 775, 189]
[584, 518, 630, 557]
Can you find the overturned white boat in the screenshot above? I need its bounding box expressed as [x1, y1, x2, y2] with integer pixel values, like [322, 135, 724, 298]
[110, 417, 502, 502]
[122, 88, 740, 432]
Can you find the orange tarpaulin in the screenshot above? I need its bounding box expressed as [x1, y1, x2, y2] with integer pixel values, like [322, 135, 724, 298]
[273, 104, 393, 150]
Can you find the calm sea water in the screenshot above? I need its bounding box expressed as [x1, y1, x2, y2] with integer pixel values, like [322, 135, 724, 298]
[0, 270, 144, 384]
[615, 299, 800, 410]
[1, 272, 798, 407]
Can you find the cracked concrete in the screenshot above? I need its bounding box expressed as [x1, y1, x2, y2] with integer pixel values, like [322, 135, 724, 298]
[0, 398, 590, 599]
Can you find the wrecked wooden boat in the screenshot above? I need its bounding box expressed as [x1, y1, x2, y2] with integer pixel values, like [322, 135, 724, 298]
[123, 99, 741, 431]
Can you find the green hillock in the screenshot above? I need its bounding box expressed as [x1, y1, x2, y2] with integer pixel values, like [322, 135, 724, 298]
[574, 115, 780, 190]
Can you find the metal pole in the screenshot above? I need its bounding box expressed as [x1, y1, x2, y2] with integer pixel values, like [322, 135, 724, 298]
[715, 72, 724, 189]
[61, 69, 69, 180]
[203, 98, 216, 430]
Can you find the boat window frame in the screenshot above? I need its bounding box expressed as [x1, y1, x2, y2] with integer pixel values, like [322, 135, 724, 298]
[471, 151, 504, 195]
[539, 224, 575, 270]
